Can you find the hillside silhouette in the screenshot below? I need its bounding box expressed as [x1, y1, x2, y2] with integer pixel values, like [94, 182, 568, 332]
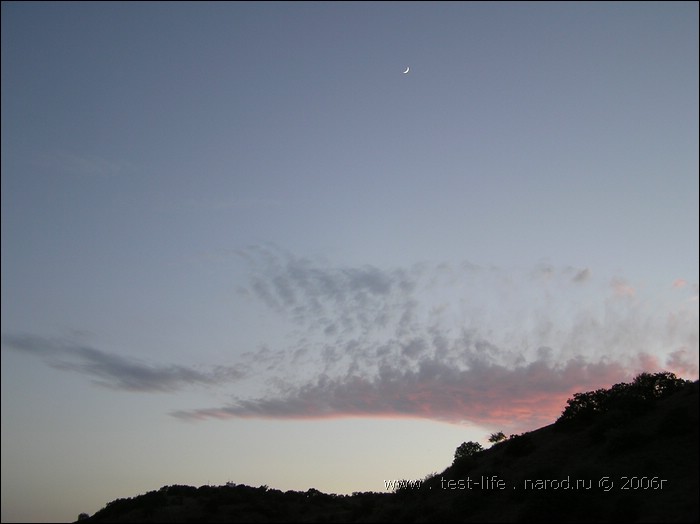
[77, 372, 699, 523]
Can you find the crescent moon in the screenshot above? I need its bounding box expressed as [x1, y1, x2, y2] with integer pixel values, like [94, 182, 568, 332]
[403, 66, 410, 74]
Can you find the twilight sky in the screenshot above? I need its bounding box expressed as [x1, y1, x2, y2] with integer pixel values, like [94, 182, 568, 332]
[1, 2, 698, 522]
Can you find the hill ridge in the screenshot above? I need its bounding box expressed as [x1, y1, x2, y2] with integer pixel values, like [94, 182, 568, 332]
[77, 375, 699, 523]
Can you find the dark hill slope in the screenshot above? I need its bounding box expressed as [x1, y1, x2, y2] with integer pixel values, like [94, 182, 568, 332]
[79, 379, 698, 523]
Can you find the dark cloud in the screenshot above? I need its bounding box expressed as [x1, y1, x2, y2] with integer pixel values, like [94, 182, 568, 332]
[171, 358, 629, 433]
[2, 334, 246, 392]
[572, 268, 591, 283]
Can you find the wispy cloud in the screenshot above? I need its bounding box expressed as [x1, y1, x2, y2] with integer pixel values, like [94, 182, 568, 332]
[1, 334, 246, 392]
[183, 195, 283, 211]
[610, 277, 635, 298]
[236, 245, 419, 339]
[572, 268, 591, 283]
[35, 150, 130, 179]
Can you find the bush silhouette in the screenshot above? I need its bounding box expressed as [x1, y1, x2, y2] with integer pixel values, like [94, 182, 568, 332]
[453, 441, 483, 463]
[489, 431, 507, 444]
[557, 371, 689, 425]
[558, 388, 609, 423]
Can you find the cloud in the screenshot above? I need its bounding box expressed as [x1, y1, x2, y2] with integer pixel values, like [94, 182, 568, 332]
[611, 277, 635, 298]
[171, 358, 630, 432]
[666, 348, 699, 378]
[35, 150, 129, 179]
[672, 278, 688, 288]
[8, 248, 697, 430]
[183, 195, 282, 211]
[236, 246, 418, 337]
[572, 268, 591, 283]
[169, 249, 698, 428]
[1, 334, 246, 392]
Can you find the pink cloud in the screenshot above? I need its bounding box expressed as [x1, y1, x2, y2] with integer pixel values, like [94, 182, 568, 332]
[666, 348, 699, 379]
[611, 277, 635, 298]
[672, 279, 688, 288]
[172, 359, 630, 433]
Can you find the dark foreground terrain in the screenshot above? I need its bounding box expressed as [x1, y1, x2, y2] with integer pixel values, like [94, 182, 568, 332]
[78, 374, 698, 522]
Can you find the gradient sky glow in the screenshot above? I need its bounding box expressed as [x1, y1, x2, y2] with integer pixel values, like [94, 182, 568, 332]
[1, 2, 698, 522]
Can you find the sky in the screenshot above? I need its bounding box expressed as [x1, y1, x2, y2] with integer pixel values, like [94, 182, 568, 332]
[1, 1, 698, 522]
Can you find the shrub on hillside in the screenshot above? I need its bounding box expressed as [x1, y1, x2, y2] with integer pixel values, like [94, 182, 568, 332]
[453, 441, 484, 463]
[557, 372, 690, 425]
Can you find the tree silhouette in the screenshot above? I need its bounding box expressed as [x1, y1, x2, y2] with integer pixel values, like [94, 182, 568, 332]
[488, 431, 507, 444]
[557, 371, 690, 424]
[629, 371, 688, 400]
[453, 441, 483, 463]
